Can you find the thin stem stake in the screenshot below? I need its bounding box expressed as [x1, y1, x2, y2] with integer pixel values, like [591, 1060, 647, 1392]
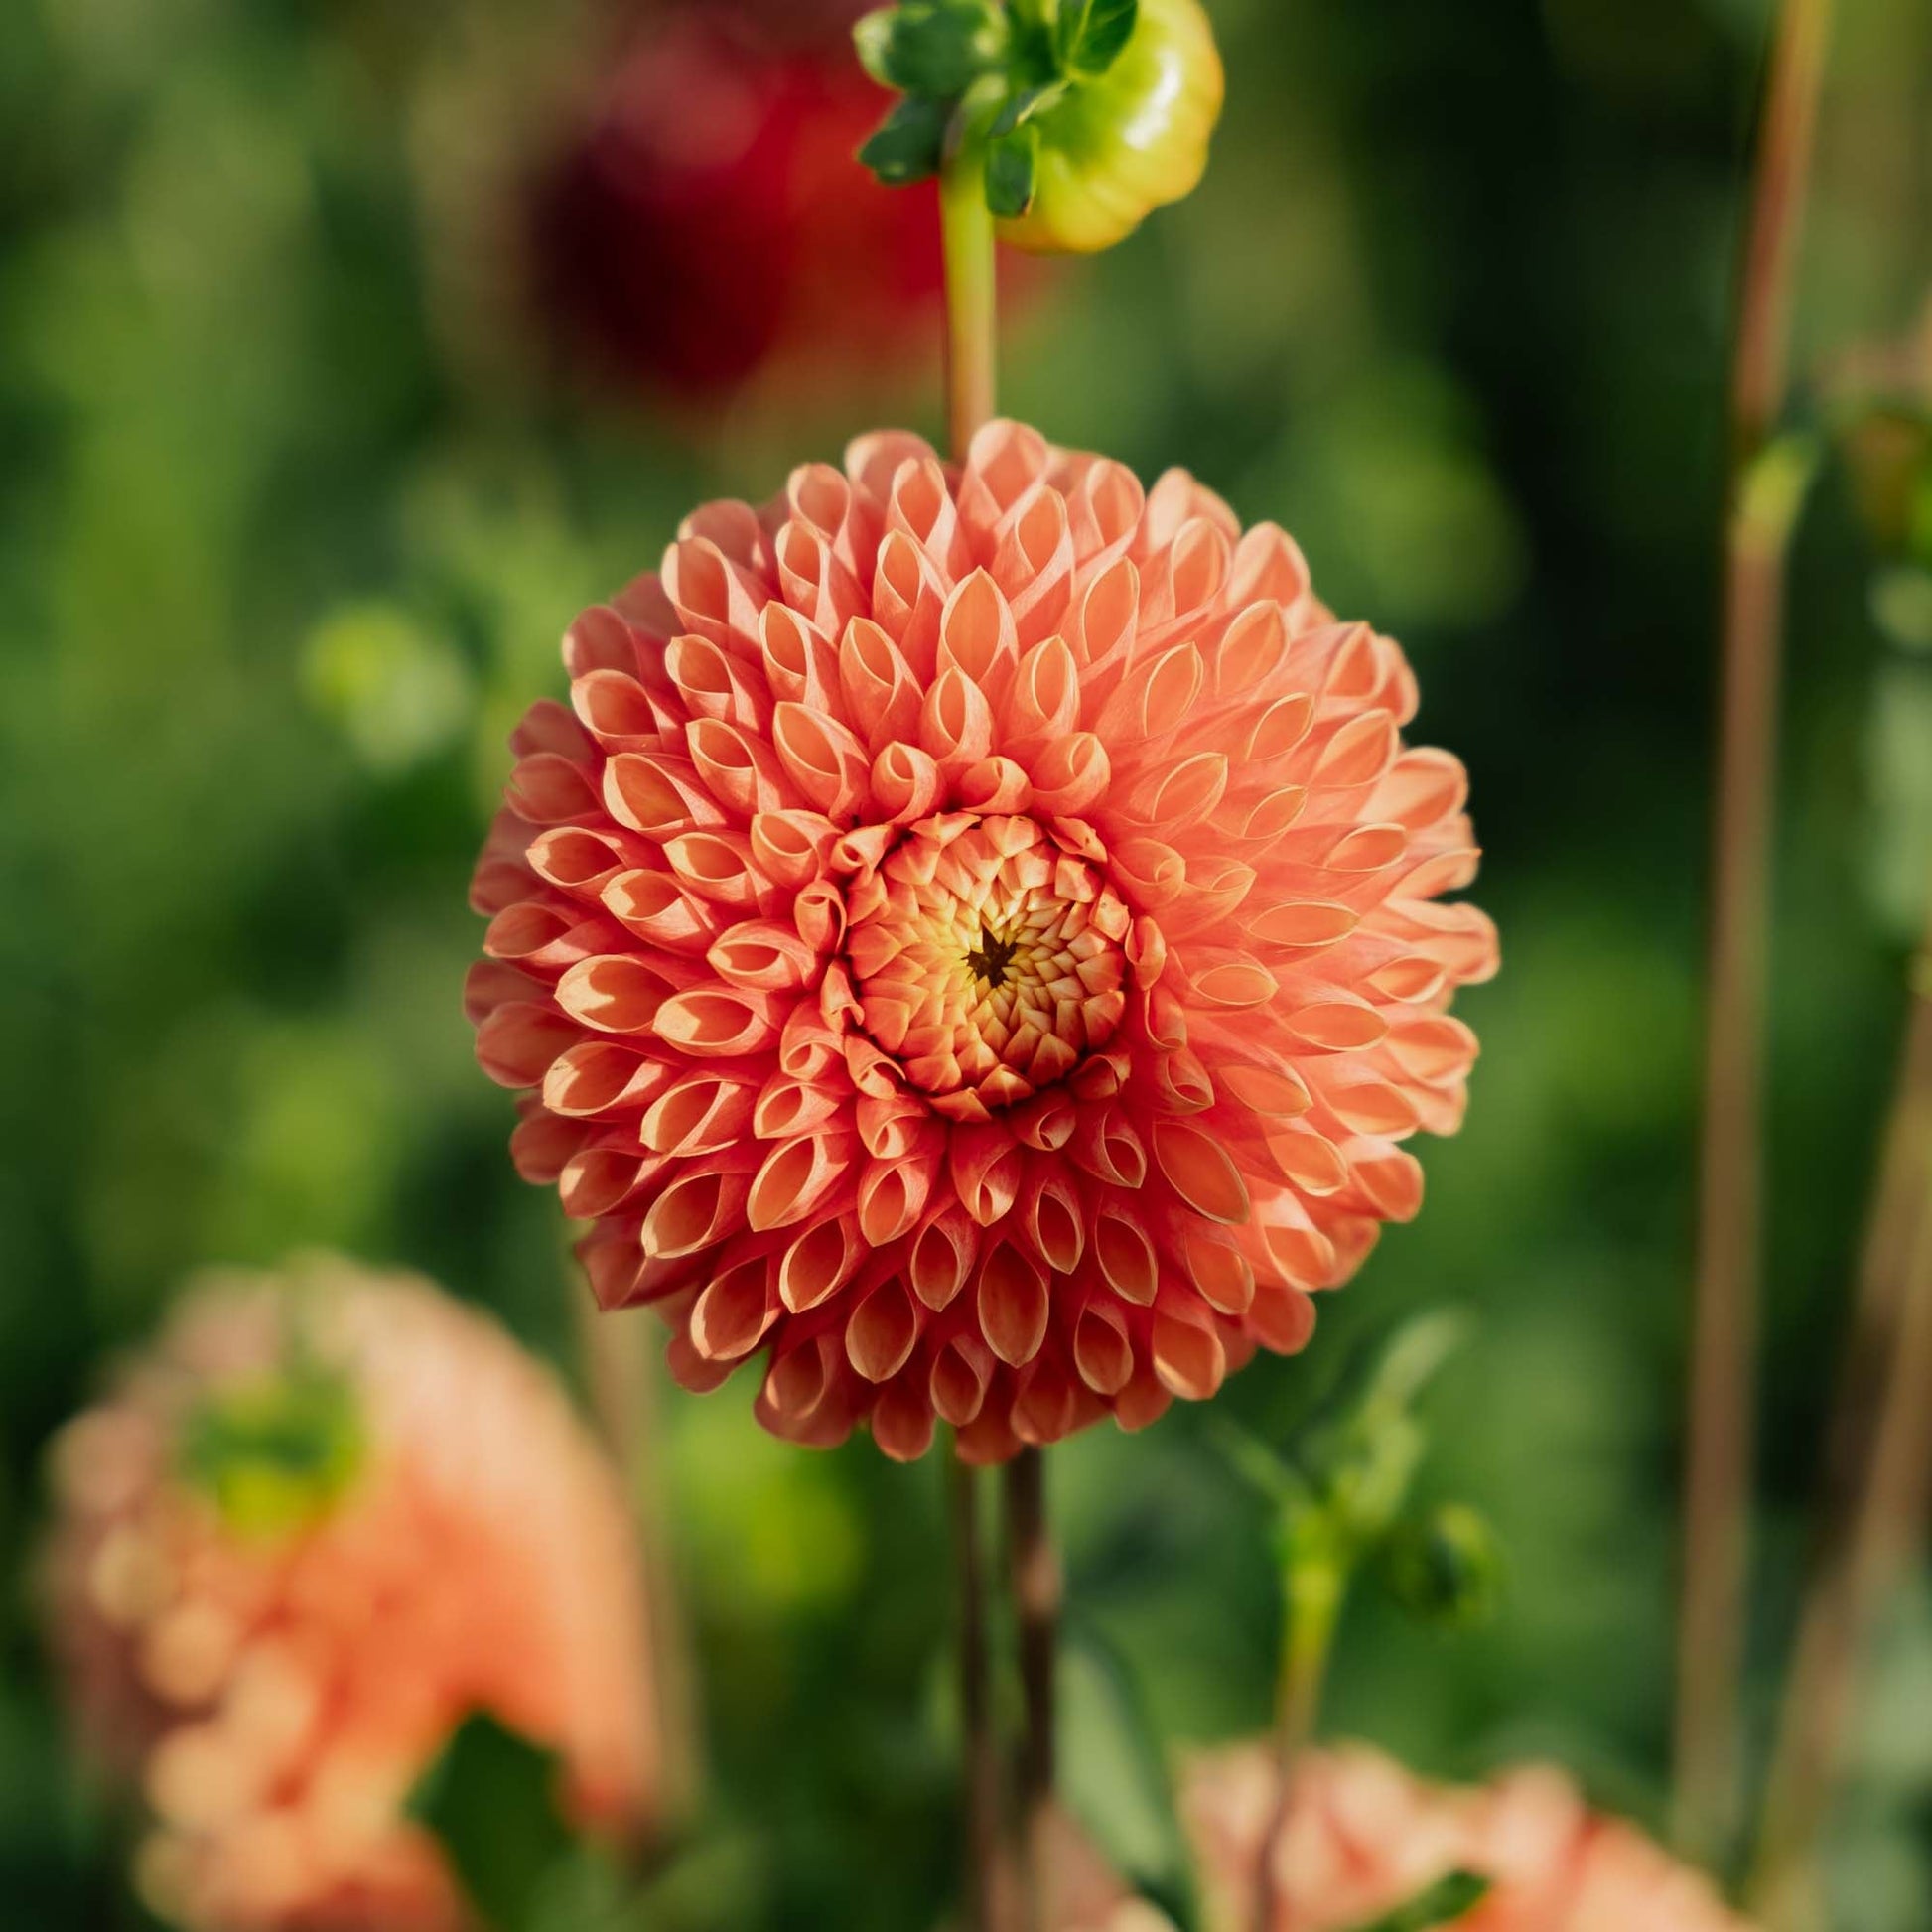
[573, 1297, 703, 1836]
[952, 1460, 1002, 1932]
[1674, 0, 1833, 1864]
[1007, 1448, 1059, 1932]
[1750, 924, 1932, 1926]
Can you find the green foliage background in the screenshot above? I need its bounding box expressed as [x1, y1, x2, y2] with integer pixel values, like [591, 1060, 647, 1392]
[4, 0, 1932, 1924]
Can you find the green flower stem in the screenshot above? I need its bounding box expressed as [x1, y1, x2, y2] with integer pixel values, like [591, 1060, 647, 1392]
[940, 131, 999, 459]
[1254, 1547, 1347, 1932]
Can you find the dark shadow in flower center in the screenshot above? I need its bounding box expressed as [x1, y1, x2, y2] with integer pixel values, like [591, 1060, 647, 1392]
[964, 929, 1018, 987]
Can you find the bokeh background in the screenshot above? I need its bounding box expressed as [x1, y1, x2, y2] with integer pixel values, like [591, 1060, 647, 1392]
[5, 0, 1932, 1924]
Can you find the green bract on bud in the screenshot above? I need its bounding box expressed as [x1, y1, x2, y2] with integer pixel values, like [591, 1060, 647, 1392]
[178, 1363, 366, 1540]
[1381, 1503, 1505, 1632]
[853, 0, 1224, 254]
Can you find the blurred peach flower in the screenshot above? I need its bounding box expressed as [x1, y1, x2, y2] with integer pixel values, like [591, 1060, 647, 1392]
[1066, 1744, 1758, 1931]
[470, 419, 1496, 1462]
[42, 1258, 656, 1932]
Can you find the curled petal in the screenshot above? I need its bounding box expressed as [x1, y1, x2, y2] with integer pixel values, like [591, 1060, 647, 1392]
[872, 1381, 936, 1462]
[749, 809, 838, 889]
[544, 1042, 670, 1120]
[1093, 1209, 1159, 1307]
[919, 667, 995, 769]
[976, 1244, 1048, 1367]
[643, 1164, 753, 1259]
[949, 1123, 1023, 1227]
[846, 1282, 919, 1384]
[1152, 1310, 1226, 1402]
[1073, 1300, 1134, 1396]
[748, 1132, 858, 1232]
[908, 1207, 977, 1311]
[772, 704, 870, 818]
[780, 1214, 862, 1313]
[476, 1003, 578, 1088]
[1144, 1120, 1252, 1220]
[690, 1256, 778, 1362]
[707, 919, 819, 991]
[653, 988, 784, 1058]
[929, 1335, 992, 1428]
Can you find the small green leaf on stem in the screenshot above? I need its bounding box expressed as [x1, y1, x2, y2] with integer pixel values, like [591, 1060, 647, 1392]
[853, 7, 902, 86]
[1381, 1503, 1505, 1631]
[1344, 1870, 1492, 1932]
[1734, 429, 1820, 556]
[985, 123, 1040, 218]
[991, 80, 1071, 137]
[1359, 1311, 1469, 1421]
[858, 95, 953, 185]
[1056, 0, 1141, 75]
[856, 1, 1011, 98]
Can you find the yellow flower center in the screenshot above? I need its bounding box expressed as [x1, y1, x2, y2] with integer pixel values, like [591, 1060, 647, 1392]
[846, 815, 1130, 1117]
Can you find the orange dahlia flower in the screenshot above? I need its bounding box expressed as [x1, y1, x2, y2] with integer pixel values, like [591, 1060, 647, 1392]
[471, 419, 1496, 1462]
[1067, 1745, 1758, 1932]
[42, 1259, 656, 1932]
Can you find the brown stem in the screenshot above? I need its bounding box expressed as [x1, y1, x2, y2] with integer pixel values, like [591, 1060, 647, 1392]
[1007, 1449, 1059, 1932]
[1749, 926, 1932, 1926]
[1673, 0, 1833, 1864]
[952, 1459, 1003, 1932]
[574, 1296, 703, 1836]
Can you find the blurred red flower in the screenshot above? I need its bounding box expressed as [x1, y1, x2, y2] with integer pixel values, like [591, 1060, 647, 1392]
[530, 3, 946, 399]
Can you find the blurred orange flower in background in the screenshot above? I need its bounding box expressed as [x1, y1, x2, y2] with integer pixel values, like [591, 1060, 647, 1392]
[470, 418, 1496, 1463]
[1062, 1744, 1760, 1931]
[41, 1259, 656, 1932]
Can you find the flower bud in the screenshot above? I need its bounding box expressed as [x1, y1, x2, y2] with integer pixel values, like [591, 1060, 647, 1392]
[1381, 1502, 1505, 1631]
[993, 0, 1224, 254]
[855, 0, 1224, 254]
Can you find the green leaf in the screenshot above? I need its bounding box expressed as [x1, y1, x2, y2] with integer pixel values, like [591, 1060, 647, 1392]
[412, 1715, 576, 1932]
[858, 95, 953, 186]
[1380, 1502, 1506, 1631]
[1344, 1870, 1492, 1932]
[853, 8, 901, 87]
[1056, 0, 1140, 75]
[1288, 1311, 1471, 1554]
[991, 79, 1071, 137]
[1060, 1622, 1202, 1932]
[856, 1, 1010, 98]
[1359, 1311, 1469, 1420]
[984, 123, 1040, 218]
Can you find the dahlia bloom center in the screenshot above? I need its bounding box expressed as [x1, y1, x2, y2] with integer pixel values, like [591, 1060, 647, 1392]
[845, 813, 1129, 1113]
